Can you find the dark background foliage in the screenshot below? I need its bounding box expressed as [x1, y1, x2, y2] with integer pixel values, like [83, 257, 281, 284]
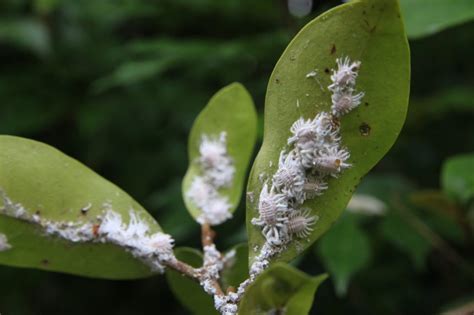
[1, 0, 474, 314]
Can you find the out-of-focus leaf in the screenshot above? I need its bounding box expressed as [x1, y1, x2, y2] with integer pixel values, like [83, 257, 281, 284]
[0, 136, 161, 279]
[288, 0, 313, 18]
[166, 247, 217, 315]
[93, 58, 177, 92]
[379, 211, 432, 269]
[442, 154, 474, 204]
[0, 19, 51, 57]
[410, 190, 464, 244]
[317, 214, 371, 296]
[440, 298, 474, 315]
[356, 174, 415, 205]
[247, 0, 410, 264]
[239, 263, 327, 315]
[183, 83, 258, 224]
[400, 0, 474, 39]
[34, 0, 61, 14]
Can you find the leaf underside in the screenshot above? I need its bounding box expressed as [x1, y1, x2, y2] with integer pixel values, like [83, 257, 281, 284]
[0, 135, 159, 279]
[246, 0, 410, 265]
[182, 83, 258, 222]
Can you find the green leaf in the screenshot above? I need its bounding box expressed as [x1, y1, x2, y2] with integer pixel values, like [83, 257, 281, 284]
[379, 211, 432, 269]
[0, 135, 161, 279]
[239, 263, 327, 315]
[247, 0, 410, 264]
[317, 214, 371, 296]
[441, 154, 474, 204]
[399, 0, 474, 39]
[0, 19, 51, 57]
[166, 248, 217, 315]
[183, 83, 258, 224]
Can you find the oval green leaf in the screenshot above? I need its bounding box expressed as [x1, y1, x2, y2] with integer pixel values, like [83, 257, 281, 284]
[441, 153, 474, 204]
[246, 0, 410, 264]
[400, 0, 474, 39]
[317, 213, 371, 296]
[183, 83, 258, 224]
[0, 135, 161, 279]
[239, 263, 327, 315]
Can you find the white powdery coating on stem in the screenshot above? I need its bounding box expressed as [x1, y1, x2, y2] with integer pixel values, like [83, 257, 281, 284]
[188, 132, 236, 226]
[0, 190, 175, 273]
[0, 233, 11, 251]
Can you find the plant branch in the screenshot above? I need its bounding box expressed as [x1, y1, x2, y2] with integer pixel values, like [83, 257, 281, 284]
[163, 258, 201, 281]
[201, 223, 225, 296]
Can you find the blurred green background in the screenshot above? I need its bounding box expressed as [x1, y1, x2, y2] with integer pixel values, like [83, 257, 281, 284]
[1, 0, 474, 314]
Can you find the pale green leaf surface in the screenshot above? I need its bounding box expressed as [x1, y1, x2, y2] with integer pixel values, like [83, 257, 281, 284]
[0, 19, 51, 57]
[317, 214, 371, 296]
[399, 0, 474, 39]
[441, 154, 474, 204]
[183, 83, 258, 223]
[239, 263, 327, 315]
[247, 0, 410, 264]
[0, 135, 160, 279]
[166, 247, 217, 315]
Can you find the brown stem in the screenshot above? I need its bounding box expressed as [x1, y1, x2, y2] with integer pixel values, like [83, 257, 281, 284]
[201, 223, 216, 247]
[163, 259, 201, 282]
[201, 223, 225, 296]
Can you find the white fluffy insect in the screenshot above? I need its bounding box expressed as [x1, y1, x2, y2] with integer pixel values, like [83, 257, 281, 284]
[188, 131, 236, 226]
[199, 132, 235, 188]
[288, 117, 319, 146]
[251, 183, 288, 244]
[328, 56, 361, 92]
[313, 146, 351, 176]
[199, 132, 228, 169]
[0, 233, 11, 252]
[197, 195, 233, 226]
[286, 209, 318, 238]
[272, 151, 305, 201]
[331, 90, 365, 117]
[303, 175, 328, 200]
[187, 176, 217, 209]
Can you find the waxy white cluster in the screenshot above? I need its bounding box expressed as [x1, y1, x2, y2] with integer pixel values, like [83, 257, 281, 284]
[0, 190, 175, 273]
[187, 132, 235, 225]
[250, 56, 363, 271]
[0, 233, 11, 252]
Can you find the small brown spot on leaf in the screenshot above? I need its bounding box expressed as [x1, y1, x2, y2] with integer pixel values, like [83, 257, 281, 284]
[92, 224, 101, 237]
[330, 44, 336, 55]
[41, 259, 49, 266]
[324, 68, 330, 74]
[364, 102, 369, 107]
[275, 78, 280, 84]
[359, 122, 371, 136]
